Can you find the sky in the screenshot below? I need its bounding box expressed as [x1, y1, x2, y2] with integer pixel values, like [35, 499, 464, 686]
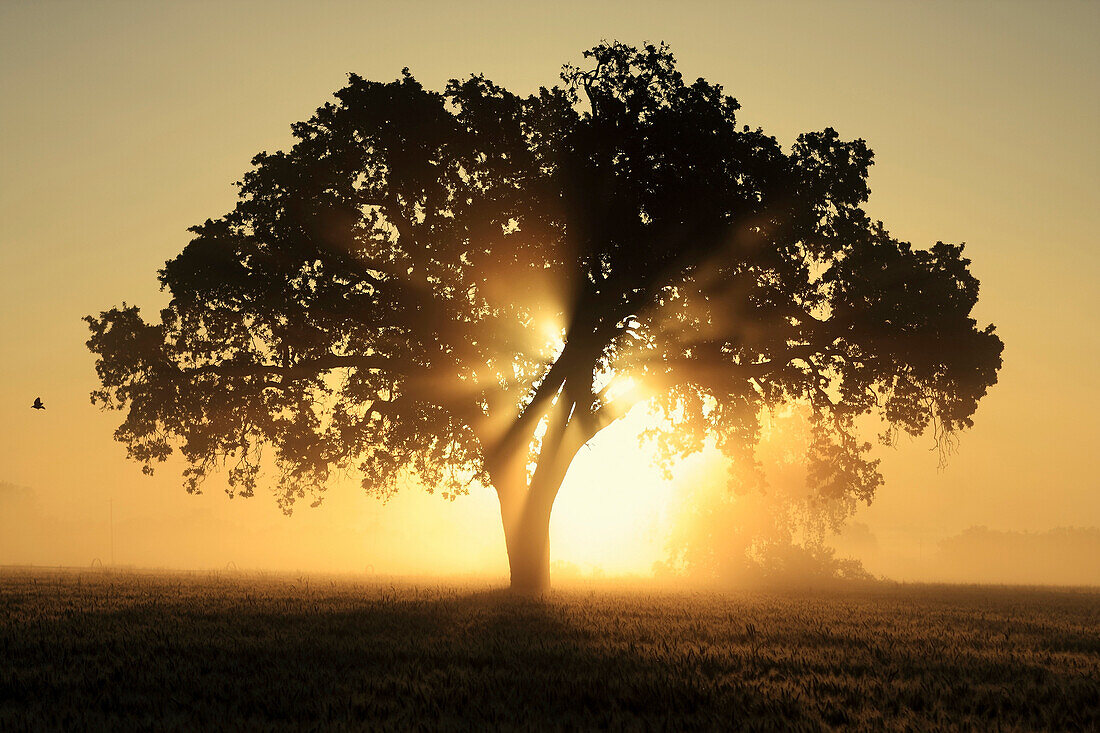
[1, 0, 1097, 583]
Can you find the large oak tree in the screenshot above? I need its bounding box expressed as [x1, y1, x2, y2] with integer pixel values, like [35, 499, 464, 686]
[87, 43, 1002, 593]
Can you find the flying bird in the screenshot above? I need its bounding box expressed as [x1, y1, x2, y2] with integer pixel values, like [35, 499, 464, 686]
[31, 397, 45, 410]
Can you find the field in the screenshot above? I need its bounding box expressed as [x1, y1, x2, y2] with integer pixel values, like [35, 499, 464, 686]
[1, 568, 1097, 730]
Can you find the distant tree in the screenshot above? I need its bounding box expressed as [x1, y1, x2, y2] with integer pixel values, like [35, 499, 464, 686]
[665, 404, 876, 585]
[934, 526, 1100, 585]
[86, 42, 1002, 593]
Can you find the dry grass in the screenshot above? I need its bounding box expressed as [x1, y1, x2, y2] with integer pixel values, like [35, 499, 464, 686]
[1, 567, 1097, 730]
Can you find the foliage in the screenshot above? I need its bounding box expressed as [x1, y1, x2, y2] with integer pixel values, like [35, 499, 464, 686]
[2, 569, 1097, 729]
[85, 43, 1002, 580]
[664, 404, 876, 584]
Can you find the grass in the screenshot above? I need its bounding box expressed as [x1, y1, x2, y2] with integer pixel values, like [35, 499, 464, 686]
[1, 568, 1097, 730]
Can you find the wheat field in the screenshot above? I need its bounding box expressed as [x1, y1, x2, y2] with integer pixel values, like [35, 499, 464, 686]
[1, 568, 1097, 730]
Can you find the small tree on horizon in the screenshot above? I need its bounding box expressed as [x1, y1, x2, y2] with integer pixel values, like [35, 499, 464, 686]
[665, 403, 878, 585]
[86, 42, 1002, 593]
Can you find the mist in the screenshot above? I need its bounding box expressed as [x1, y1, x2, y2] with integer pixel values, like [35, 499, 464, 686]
[5, 472, 1097, 588]
[835, 523, 1100, 586]
[0, 480, 506, 577]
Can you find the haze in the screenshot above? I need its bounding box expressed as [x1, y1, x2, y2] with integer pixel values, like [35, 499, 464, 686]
[1, 0, 1097, 585]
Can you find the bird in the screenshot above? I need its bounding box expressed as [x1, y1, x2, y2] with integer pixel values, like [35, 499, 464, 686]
[31, 397, 45, 410]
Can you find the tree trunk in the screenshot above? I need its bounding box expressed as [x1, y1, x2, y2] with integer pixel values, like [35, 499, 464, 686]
[502, 499, 553, 595]
[496, 438, 579, 594]
[488, 446, 550, 595]
[489, 388, 592, 595]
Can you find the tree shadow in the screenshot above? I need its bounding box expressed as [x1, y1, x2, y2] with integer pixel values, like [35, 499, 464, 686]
[0, 579, 812, 729]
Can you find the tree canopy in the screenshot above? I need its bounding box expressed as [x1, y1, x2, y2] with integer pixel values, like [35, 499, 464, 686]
[86, 42, 1003, 591]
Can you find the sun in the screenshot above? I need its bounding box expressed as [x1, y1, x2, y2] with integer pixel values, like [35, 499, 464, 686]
[549, 404, 684, 576]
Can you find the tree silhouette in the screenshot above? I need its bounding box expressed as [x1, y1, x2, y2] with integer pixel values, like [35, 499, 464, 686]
[86, 42, 1002, 593]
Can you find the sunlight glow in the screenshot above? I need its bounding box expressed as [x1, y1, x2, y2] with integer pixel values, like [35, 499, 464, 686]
[602, 375, 639, 404]
[550, 407, 685, 576]
[538, 317, 566, 355]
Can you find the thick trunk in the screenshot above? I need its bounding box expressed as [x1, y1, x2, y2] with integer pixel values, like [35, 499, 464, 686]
[502, 498, 553, 595]
[494, 463, 555, 594]
[494, 428, 583, 595]
[488, 370, 597, 594]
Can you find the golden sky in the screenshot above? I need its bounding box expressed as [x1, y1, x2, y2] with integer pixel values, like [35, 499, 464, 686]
[1, 0, 1097, 581]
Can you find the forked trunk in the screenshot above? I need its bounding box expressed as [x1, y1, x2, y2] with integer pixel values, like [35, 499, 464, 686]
[493, 446, 573, 595]
[490, 392, 588, 595]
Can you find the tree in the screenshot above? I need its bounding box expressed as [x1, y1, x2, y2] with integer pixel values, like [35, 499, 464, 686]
[86, 42, 1003, 593]
[664, 404, 876, 586]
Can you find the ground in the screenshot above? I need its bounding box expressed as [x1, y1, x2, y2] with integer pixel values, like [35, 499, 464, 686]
[1, 568, 1097, 730]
